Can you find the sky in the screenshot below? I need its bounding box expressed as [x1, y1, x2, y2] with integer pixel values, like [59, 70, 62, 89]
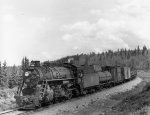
[1, 0, 150, 65]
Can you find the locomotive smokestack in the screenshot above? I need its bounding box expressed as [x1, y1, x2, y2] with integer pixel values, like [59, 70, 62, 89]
[30, 61, 40, 67]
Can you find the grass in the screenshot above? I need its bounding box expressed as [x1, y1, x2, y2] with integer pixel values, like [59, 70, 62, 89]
[113, 91, 150, 112]
[0, 87, 17, 111]
[110, 76, 150, 114]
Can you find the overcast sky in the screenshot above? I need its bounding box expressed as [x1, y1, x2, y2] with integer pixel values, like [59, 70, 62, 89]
[1, 0, 150, 65]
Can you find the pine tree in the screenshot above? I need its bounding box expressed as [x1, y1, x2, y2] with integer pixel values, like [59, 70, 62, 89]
[0, 62, 1, 75]
[142, 45, 147, 55]
[137, 45, 140, 56]
[2, 60, 7, 77]
[25, 57, 29, 69]
[0, 62, 2, 83]
[21, 57, 30, 70]
[0, 60, 7, 87]
[11, 65, 17, 78]
[21, 57, 25, 71]
[8, 65, 17, 88]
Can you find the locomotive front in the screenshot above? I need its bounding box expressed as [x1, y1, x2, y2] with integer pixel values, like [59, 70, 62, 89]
[14, 61, 43, 108]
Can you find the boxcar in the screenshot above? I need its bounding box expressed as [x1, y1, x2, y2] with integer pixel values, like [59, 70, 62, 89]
[101, 66, 116, 82]
[102, 66, 126, 83]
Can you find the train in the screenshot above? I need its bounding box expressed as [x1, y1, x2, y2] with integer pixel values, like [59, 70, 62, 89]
[14, 61, 137, 109]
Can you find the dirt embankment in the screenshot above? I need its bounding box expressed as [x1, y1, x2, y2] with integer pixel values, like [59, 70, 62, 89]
[111, 70, 150, 115]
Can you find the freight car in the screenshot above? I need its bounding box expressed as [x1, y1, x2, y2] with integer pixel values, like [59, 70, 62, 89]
[14, 61, 137, 109]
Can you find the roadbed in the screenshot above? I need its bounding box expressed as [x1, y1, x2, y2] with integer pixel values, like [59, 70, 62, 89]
[31, 76, 142, 115]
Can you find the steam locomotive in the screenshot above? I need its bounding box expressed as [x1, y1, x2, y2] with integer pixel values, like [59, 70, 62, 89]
[14, 61, 137, 109]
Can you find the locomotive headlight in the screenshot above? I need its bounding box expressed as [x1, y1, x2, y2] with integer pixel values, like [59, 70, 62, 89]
[25, 72, 29, 77]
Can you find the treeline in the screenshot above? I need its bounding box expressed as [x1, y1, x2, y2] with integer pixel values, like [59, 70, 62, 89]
[50, 46, 150, 69]
[0, 57, 29, 88]
[0, 45, 150, 88]
[0, 61, 7, 87]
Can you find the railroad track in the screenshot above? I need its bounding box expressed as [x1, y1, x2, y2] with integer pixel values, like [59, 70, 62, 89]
[0, 108, 22, 115]
[0, 107, 34, 115]
[0, 98, 77, 115]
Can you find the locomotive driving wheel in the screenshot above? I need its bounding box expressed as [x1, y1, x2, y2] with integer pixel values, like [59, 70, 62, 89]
[65, 90, 72, 100]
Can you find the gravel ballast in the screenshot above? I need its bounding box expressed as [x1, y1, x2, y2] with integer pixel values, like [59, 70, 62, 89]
[31, 77, 142, 115]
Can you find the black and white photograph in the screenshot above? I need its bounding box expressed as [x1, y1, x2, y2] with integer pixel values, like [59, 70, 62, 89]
[0, 0, 150, 115]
